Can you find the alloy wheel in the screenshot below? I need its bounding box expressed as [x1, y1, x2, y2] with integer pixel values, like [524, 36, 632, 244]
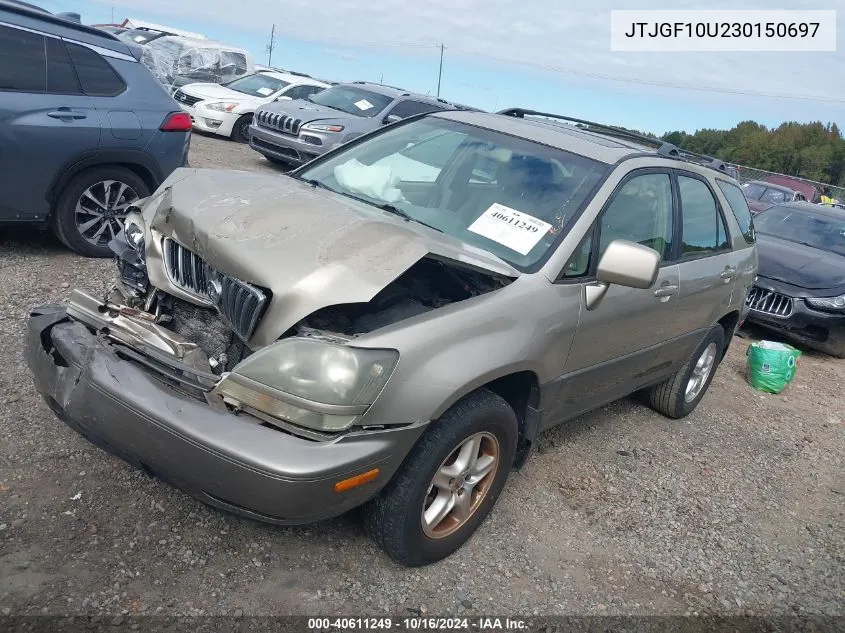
[75, 180, 139, 247]
[421, 432, 500, 539]
[685, 342, 717, 403]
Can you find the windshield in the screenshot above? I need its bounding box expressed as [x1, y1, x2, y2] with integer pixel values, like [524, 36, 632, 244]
[226, 73, 289, 97]
[755, 207, 845, 255]
[297, 117, 609, 270]
[308, 86, 393, 118]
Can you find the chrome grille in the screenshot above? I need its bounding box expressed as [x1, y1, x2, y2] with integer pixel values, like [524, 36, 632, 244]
[217, 276, 267, 343]
[255, 110, 303, 135]
[162, 239, 268, 341]
[173, 90, 202, 106]
[746, 286, 794, 317]
[163, 238, 208, 297]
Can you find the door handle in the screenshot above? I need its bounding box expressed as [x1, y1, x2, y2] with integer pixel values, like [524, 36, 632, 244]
[654, 284, 678, 298]
[47, 109, 87, 120]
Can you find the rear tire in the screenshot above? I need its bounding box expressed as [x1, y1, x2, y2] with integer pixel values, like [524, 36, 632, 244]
[51, 166, 149, 258]
[364, 389, 517, 566]
[647, 325, 725, 419]
[231, 114, 252, 143]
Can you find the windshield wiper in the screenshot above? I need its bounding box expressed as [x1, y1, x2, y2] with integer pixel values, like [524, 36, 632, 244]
[300, 177, 337, 193]
[300, 180, 443, 233]
[377, 203, 443, 233]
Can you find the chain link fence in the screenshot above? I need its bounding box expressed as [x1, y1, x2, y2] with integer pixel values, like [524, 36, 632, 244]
[730, 164, 845, 203]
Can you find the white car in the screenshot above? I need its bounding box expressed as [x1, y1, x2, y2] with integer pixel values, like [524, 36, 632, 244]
[173, 71, 331, 142]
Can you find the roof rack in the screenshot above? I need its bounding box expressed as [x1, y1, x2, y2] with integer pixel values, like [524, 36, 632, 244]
[497, 108, 738, 178]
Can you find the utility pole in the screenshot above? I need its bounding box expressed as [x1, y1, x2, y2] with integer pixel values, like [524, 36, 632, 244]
[266, 24, 276, 66]
[436, 43, 444, 98]
[111, 7, 114, 23]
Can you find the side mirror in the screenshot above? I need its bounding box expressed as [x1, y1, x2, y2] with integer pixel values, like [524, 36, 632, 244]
[384, 114, 402, 125]
[585, 239, 660, 310]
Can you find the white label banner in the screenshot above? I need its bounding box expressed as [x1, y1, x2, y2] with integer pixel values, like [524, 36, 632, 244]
[610, 10, 836, 52]
[467, 203, 551, 255]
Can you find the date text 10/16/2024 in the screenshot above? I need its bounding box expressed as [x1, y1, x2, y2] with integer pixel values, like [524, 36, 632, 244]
[308, 617, 528, 631]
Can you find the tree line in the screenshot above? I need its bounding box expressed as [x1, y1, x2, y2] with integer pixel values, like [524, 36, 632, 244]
[662, 121, 844, 186]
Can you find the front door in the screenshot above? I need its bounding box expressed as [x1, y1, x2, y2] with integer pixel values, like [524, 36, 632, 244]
[547, 170, 682, 424]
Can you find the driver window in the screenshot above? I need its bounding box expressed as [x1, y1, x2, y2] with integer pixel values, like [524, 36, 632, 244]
[559, 172, 673, 280]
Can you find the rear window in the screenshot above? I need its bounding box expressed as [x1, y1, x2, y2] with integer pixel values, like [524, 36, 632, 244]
[66, 43, 126, 96]
[717, 180, 755, 243]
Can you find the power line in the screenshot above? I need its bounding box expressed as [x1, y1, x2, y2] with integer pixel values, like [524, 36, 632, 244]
[263, 27, 843, 105]
[444, 46, 845, 105]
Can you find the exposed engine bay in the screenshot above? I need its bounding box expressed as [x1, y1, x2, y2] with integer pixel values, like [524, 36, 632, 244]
[297, 256, 512, 337]
[109, 226, 512, 379]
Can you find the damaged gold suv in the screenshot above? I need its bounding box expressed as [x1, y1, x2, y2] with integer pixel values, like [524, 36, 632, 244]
[26, 108, 757, 566]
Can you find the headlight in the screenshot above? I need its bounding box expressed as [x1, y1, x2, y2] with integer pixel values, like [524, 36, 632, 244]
[302, 122, 344, 133]
[123, 211, 145, 252]
[806, 294, 845, 312]
[215, 339, 399, 432]
[205, 102, 239, 112]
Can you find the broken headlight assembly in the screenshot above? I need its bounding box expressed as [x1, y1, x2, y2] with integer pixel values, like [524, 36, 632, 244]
[110, 209, 149, 299]
[214, 338, 399, 432]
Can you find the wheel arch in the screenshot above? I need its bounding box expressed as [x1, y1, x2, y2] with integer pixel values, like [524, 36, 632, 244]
[717, 310, 741, 358]
[47, 151, 162, 212]
[432, 368, 542, 470]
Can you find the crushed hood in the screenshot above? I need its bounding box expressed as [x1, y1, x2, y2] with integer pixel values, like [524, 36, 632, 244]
[143, 168, 518, 348]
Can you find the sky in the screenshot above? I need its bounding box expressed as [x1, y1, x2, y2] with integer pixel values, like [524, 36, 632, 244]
[41, 0, 844, 135]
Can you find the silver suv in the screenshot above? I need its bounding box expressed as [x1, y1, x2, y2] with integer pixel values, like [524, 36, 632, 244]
[248, 81, 471, 167]
[26, 107, 757, 566]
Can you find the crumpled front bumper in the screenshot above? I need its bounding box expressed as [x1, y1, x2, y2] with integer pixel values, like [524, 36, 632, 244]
[24, 305, 425, 524]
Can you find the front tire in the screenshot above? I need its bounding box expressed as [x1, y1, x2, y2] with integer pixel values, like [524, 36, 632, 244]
[51, 166, 149, 258]
[231, 114, 252, 143]
[365, 389, 517, 566]
[647, 325, 725, 419]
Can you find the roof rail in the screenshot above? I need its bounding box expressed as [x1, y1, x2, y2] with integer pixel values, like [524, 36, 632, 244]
[497, 107, 738, 178]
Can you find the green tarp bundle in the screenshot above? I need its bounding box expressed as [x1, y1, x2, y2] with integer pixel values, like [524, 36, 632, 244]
[746, 340, 801, 394]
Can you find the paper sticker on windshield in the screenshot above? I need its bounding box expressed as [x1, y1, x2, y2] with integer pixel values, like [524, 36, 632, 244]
[467, 203, 551, 255]
[256, 87, 274, 96]
[354, 99, 375, 111]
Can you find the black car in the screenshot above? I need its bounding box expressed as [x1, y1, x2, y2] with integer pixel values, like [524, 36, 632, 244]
[745, 202, 845, 358]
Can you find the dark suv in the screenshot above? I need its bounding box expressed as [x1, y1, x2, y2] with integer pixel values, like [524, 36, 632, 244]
[0, 0, 191, 257]
[249, 81, 473, 167]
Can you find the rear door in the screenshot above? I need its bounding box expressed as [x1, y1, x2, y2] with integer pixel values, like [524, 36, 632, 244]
[660, 170, 739, 367]
[0, 24, 100, 221]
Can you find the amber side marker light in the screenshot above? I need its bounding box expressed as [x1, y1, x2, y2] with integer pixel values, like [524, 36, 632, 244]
[334, 468, 380, 493]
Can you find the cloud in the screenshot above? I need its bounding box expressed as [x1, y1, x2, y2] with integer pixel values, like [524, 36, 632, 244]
[100, 0, 843, 104]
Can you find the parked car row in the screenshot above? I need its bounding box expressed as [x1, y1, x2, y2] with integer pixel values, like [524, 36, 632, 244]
[1, 1, 841, 365]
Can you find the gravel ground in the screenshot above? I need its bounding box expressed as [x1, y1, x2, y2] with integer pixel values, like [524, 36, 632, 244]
[1, 133, 843, 620]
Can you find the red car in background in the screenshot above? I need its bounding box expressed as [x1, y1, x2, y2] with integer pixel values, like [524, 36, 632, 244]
[762, 175, 821, 203]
